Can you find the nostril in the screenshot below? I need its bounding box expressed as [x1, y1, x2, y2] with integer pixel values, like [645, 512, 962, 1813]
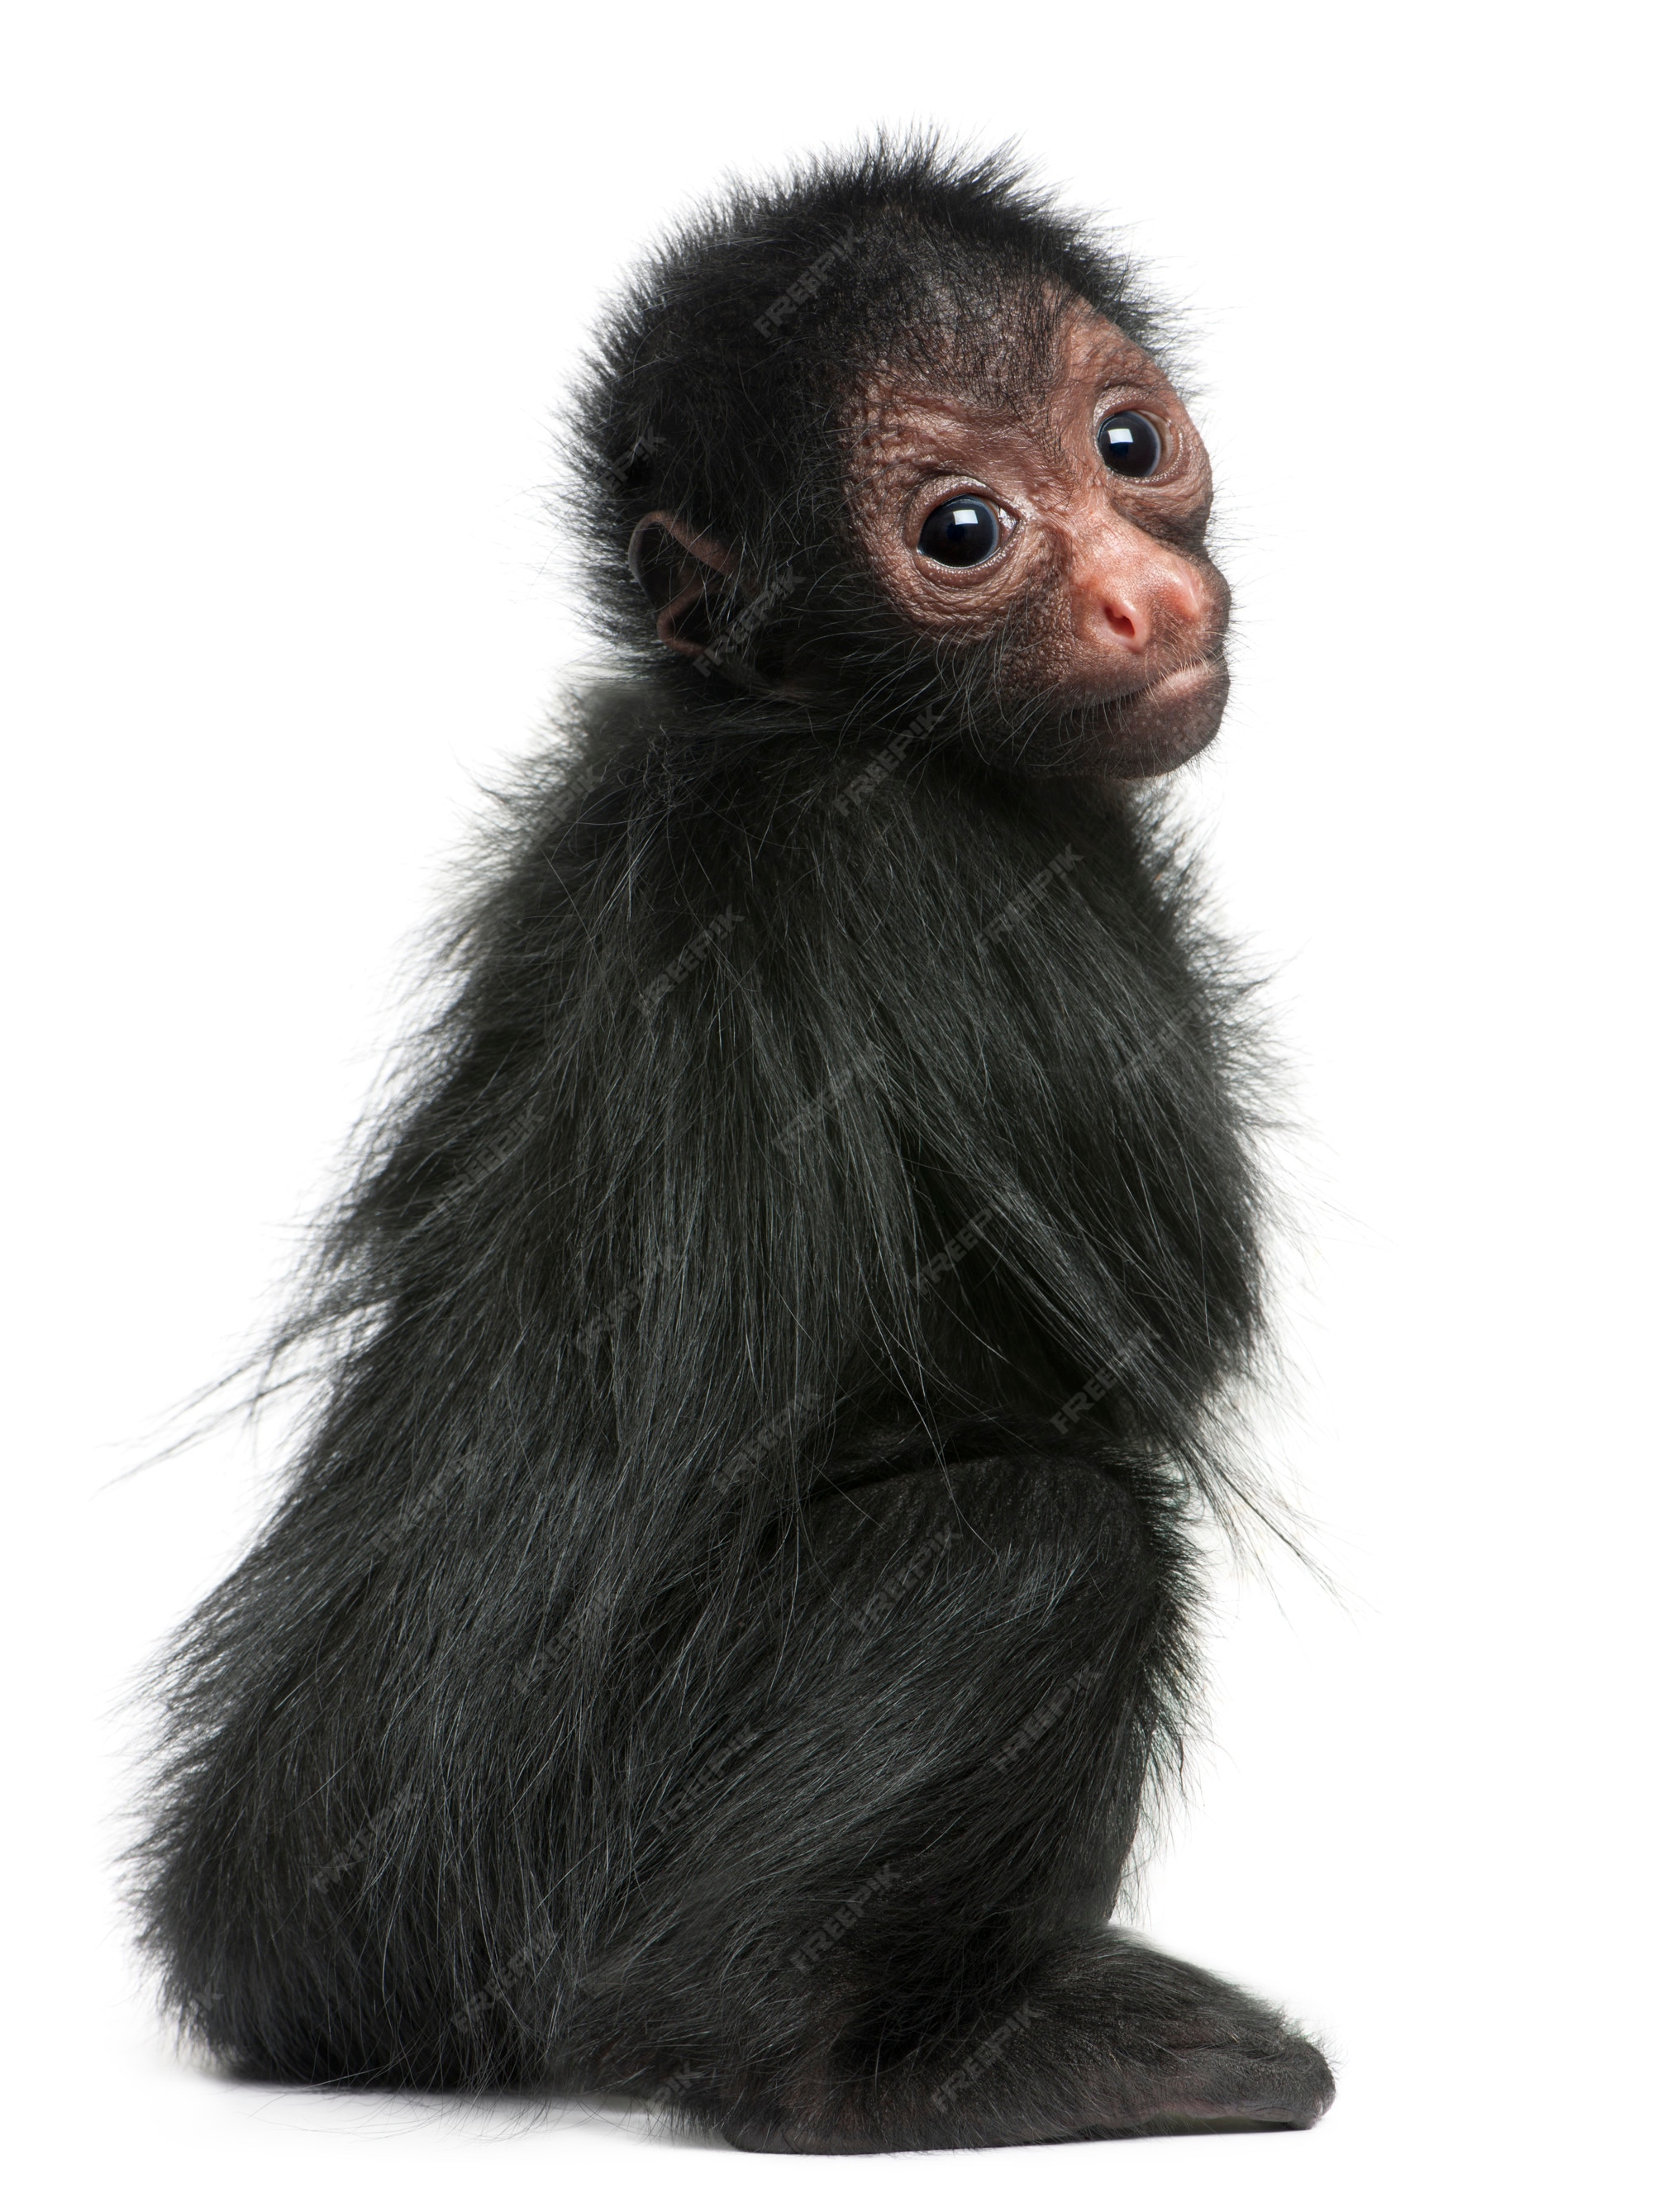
[1164, 577, 1206, 627]
[1100, 596, 1146, 645]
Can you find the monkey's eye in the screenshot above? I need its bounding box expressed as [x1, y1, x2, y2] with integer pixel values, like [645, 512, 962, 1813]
[917, 497, 1001, 567]
[1097, 411, 1162, 478]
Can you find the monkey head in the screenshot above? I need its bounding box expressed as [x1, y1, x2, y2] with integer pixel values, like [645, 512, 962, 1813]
[580, 146, 1231, 782]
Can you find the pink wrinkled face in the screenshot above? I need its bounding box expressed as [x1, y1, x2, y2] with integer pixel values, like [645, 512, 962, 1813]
[844, 304, 1231, 777]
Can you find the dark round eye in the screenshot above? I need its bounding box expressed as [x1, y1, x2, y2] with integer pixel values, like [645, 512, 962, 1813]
[1097, 411, 1162, 478]
[917, 497, 1001, 567]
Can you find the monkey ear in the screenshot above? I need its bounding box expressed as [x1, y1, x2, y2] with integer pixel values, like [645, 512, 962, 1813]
[626, 511, 738, 658]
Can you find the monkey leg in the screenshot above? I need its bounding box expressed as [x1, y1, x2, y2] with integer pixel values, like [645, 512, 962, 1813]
[597, 1452, 1332, 2153]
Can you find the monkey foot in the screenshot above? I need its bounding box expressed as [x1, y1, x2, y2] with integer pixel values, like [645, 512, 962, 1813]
[717, 1941, 1334, 2154]
[721, 2034, 1331, 2154]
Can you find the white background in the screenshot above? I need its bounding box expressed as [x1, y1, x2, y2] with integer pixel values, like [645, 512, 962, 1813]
[3, 2, 1647, 2205]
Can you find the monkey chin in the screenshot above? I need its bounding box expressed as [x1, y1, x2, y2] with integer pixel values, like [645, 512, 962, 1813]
[1088, 656, 1231, 782]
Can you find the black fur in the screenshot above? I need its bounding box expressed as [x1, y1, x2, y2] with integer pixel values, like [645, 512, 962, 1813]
[132, 137, 1333, 2151]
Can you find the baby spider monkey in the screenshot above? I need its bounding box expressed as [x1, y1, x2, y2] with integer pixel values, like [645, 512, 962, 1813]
[136, 139, 1334, 2154]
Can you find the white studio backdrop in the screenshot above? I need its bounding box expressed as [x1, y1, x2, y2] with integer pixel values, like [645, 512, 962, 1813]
[2, 2, 1646, 2206]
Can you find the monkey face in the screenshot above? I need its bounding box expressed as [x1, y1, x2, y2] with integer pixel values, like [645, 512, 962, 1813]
[842, 306, 1231, 778]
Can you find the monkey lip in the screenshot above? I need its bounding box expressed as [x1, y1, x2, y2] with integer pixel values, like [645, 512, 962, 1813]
[1112, 658, 1223, 710]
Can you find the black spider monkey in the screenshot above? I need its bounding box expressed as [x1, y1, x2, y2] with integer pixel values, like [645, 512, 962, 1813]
[134, 138, 1335, 2153]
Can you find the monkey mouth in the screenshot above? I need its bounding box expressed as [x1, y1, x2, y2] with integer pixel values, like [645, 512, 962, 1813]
[1111, 655, 1224, 710]
[1095, 654, 1229, 775]
[1150, 658, 1220, 697]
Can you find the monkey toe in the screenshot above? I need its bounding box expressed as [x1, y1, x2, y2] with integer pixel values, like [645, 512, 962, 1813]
[1082, 2031, 1336, 2138]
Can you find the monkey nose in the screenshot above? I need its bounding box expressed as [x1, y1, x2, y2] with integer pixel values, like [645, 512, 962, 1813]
[1076, 555, 1207, 658]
